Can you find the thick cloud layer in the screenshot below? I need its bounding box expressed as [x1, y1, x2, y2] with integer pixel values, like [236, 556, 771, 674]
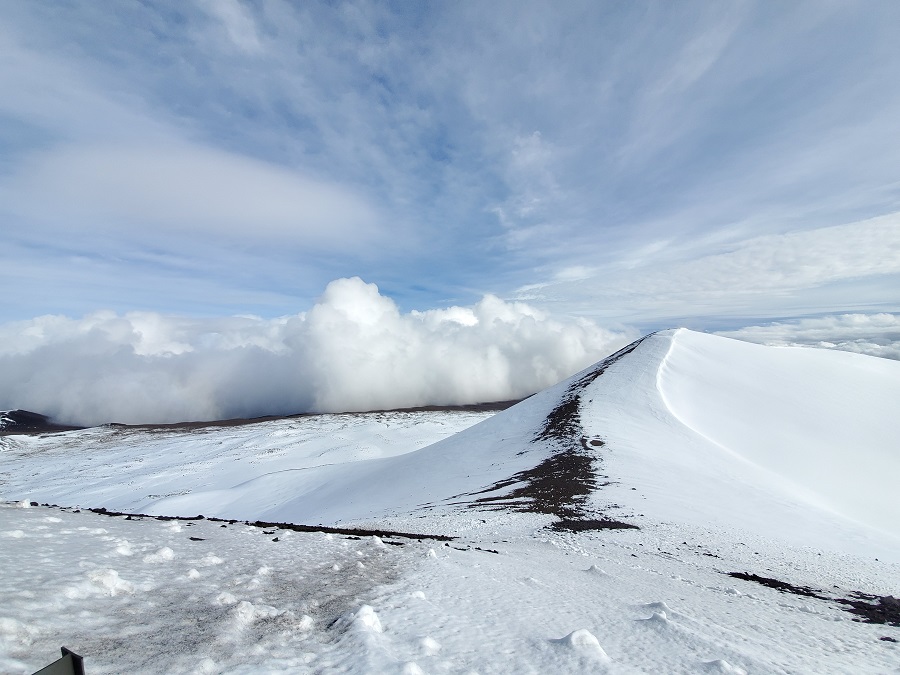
[0, 278, 633, 426]
[719, 313, 900, 361]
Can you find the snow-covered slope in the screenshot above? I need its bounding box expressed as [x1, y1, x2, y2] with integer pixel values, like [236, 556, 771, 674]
[152, 329, 900, 556]
[0, 410, 496, 516]
[4, 329, 898, 553]
[579, 329, 900, 556]
[3, 329, 900, 674]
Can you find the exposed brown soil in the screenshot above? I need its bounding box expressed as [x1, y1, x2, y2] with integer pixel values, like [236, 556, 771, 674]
[728, 572, 824, 598]
[836, 593, 900, 627]
[0, 410, 85, 436]
[462, 336, 652, 530]
[1, 400, 522, 436]
[552, 518, 638, 532]
[728, 572, 900, 627]
[114, 399, 524, 432]
[469, 449, 597, 520]
[76, 505, 456, 542]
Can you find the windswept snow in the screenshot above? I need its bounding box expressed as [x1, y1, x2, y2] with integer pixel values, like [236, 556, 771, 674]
[0, 410, 494, 518]
[658, 329, 900, 537]
[2, 329, 899, 673]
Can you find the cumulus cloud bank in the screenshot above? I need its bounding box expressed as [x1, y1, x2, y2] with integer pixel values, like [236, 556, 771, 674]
[719, 313, 900, 361]
[0, 278, 633, 426]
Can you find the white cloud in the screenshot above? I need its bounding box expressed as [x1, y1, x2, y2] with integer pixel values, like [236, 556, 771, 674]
[0, 278, 634, 425]
[3, 142, 379, 245]
[521, 212, 900, 322]
[718, 313, 900, 361]
[197, 0, 263, 54]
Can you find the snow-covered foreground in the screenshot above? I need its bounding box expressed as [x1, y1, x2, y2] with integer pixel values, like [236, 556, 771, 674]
[2, 329, 899, 673]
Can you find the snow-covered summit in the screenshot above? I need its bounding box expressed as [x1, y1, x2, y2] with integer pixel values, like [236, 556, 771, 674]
[268, 327, 900, 554]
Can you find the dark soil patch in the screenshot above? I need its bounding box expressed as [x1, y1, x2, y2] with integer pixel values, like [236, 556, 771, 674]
[552, 518, 639, 532]
[463, 336, 651, 530]
[2, 401, 522, 436]
[83, 506, 455, 542]
[836, 594, 900, 627]
[728, 572, 900, 627]
[469, 449, 595, 520]
[728, 572, 825, 599]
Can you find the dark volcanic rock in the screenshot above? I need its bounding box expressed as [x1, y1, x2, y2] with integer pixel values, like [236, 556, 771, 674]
[462, 335, 652, 530]
[0, 410, 84, 435]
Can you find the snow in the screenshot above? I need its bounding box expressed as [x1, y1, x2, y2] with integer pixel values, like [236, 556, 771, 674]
[0, 410, 493, 517]
[2, 329, 899, 673]
[659, 329, 900, 536]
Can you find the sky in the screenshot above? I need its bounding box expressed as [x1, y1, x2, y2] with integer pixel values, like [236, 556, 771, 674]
[2, 1, 900, 422]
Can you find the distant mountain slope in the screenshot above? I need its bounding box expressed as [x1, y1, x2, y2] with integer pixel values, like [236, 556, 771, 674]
[0, 409, 83, 434]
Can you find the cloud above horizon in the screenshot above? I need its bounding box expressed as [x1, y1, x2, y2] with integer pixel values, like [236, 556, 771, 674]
[0, 278, 634, 426]
[518, 212, 900, 324]
[718, 313, 900, 361]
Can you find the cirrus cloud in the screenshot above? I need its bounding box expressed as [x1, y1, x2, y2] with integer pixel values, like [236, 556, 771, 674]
[3, 142, 380, 246]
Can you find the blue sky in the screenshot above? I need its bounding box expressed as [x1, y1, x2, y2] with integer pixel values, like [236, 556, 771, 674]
[2, 0, 900, 331]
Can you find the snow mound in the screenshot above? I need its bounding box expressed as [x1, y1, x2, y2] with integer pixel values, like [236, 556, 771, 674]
[552, 629, 611, 661]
